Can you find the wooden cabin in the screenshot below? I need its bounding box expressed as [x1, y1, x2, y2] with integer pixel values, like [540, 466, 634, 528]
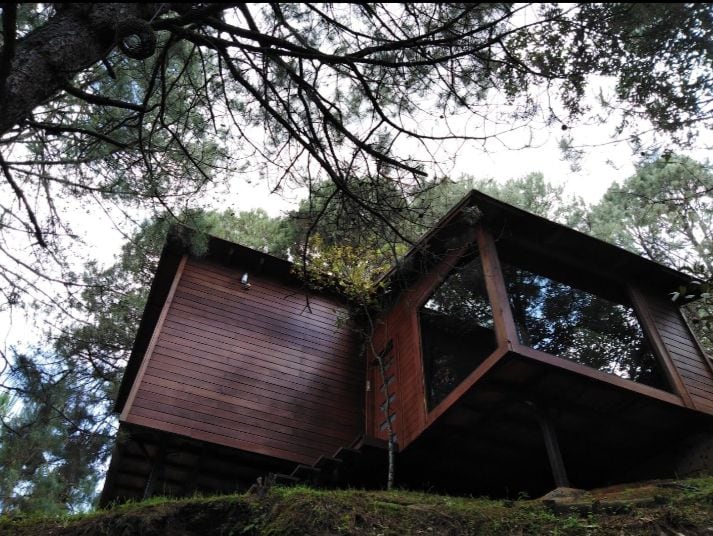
[101, 190, 713, 505]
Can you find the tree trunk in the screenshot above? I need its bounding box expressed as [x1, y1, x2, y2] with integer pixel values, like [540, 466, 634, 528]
[0, 4, 158, 136]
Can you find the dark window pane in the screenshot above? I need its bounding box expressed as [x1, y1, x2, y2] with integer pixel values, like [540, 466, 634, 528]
[502, 264, 670, 391]
[419, 249, 498, 409]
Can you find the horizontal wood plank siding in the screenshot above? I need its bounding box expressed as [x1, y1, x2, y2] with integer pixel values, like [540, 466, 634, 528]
[369, 252, 467, 448]
[123, 257, 362, 465]
[646, 293, 713, 414]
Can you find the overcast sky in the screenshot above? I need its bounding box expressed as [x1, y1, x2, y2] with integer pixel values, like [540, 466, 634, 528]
[2, 73, 712, 353]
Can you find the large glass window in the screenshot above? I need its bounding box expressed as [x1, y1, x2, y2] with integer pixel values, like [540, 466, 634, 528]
[501, 264, 670, 391]
[419, 248, 498, 409]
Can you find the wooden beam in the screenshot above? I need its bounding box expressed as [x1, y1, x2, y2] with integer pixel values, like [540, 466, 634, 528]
[629, 286, 696, 409]
[485, 367, 683, 437]
[527, 402, 570, 488]
[142, 439, 167, 500]
[678, 305, 713, 378]
[514, 344, 686, 408]
[476, 226, 519, 349]
[121, 255, 188, 422]
[98, 436, 127, 508]
[426, 346, 509, 426]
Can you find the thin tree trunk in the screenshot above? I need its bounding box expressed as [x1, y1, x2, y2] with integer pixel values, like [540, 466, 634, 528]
[363, 306, 396, 490]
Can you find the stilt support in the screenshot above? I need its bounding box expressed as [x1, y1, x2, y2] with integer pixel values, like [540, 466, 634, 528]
[527, 402, 570, 488]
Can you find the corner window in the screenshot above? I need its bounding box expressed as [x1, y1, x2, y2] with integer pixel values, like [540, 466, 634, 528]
[419, 247, 498, 409]
[501, 264, 670, 391]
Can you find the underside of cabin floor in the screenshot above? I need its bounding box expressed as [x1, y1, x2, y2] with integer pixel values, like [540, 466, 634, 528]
[100, 424, 295, 505]
[396, 351, 713, 498]
[102, 348, 713, 507]
[100, 424, 390, 506]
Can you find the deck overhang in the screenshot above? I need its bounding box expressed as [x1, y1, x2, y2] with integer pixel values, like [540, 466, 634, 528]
[100, 422, 299, 507]
[397, 346, 713, 496]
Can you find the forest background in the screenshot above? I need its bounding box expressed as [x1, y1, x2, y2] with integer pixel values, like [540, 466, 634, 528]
[0, 3, 712, 512]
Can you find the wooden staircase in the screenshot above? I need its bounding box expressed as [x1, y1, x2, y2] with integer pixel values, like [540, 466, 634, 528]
[273, 436, 390, 488]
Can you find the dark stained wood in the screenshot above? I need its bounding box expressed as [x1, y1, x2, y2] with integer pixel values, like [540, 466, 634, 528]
[154, 333, 359, 390]
[476, 226, 518, 349]
[169, 296, 354, 356]
[121, 255, 187, 421]
[367, 230, 521, 449]
[366, 223, 711, 453]
[146, 348, 361, 416]
[131, 392, 344, 453]
[679, 310, 713, 372]
[122, 256, 363, 466]
[158, 321, 360, 386]
[181, 261, 348, 322]
[513, 344, 686, 408]
[643, 292, 713, 415]
[368, 242, 483, 447]
[143, 439, 166, 499]
[135, 379, 357, 440]
[175, 278, 353, 341]
[168, 278, 355, 346]
[426, 346, 509, 426]
[129, 407, 321, 464]
[530, 405, 570, 488]
[629, 287, 695, 408]
[139, 372, 360, 425]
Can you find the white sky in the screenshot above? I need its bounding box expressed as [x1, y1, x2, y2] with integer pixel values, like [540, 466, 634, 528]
[3, 67, 713, 353]
[76, 94, 713, 267]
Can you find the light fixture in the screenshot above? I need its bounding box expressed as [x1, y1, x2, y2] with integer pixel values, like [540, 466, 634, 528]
[241, 272, 251, 290]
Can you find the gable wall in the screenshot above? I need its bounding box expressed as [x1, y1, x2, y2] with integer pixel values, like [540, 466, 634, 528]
[644, 293, 713, 414]
[368, 252, 467, 449]
[121, 256, 363, 465]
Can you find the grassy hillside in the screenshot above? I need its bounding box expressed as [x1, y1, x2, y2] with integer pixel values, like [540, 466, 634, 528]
[3, 478, 713, 535]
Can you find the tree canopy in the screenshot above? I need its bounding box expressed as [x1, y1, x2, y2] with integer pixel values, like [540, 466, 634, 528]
[2, 3, 713, 312]
[589, 155, 713, 352]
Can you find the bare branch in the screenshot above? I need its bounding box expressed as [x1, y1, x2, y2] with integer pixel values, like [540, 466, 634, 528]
[63, 83, 147, 112]
[0, 151, 46, 248]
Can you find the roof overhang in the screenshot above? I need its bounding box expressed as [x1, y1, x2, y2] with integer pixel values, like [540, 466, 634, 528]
[380, 189, 694, 307]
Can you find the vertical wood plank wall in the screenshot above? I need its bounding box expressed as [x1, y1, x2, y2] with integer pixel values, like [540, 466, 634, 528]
[369, 293, 423, 448]
[645, 293, 713, 414]
[122, 257, 363, 465]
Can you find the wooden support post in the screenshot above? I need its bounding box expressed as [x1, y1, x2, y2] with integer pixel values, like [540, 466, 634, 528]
[476, 226, 519, 349]
[98, 436, 127, 508]
[143, 440, 167, 500]
[528, 402, 570, 488]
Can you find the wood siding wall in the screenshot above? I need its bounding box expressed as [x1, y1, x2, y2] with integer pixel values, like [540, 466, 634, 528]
[645, 293, 713, 414]
[368, 234, 713, 450]
[121, 257, 363, 465]
[368, 249, 467, 448]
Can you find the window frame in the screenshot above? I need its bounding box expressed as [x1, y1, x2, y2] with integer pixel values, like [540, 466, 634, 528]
[486, 227, 690, 402]
[414, 224, 690, 416]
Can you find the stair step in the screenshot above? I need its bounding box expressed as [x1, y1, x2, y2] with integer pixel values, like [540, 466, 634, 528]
[353, 436, 391, 452]
[333, 447, 361, 463]
[291, 464, 321, 479]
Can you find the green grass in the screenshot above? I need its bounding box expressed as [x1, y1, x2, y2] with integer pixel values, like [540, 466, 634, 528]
[3, 478, 713, 535]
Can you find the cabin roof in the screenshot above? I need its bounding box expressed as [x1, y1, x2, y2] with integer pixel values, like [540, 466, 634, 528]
[115, 190, 695, 413]
[380, 189, 693, 303]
